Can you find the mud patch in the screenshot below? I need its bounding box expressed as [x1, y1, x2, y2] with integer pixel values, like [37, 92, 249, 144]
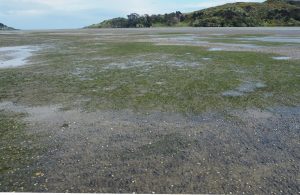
[222, 90, 244, 97]
[72, 67, 94, 81]
[208, 47, 223, 51]
[105, 54, 202, 69]
[231, 108, 274, 120]
[0, 101, 62, 124]
[237, 36, 300, 43]
[222, 81, 267, 97]
[105, 60, 153, 69]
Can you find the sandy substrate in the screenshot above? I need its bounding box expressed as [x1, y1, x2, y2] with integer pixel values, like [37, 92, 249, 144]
[0, 101, 299, 193]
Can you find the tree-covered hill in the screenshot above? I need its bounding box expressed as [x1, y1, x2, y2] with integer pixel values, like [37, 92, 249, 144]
[0, 23, 15, 30]
[87, 0, 300, 28]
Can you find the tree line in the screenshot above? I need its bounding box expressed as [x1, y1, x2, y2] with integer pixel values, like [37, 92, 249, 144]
[99, 12, 185, 28]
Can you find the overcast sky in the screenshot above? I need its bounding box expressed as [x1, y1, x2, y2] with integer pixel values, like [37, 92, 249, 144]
[0, 0, 264, 29]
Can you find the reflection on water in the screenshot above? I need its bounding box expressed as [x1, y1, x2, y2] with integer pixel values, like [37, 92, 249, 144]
[0, 46, 39, 68]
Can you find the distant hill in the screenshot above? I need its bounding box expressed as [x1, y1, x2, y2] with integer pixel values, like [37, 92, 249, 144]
[0, 23, 15, 30]
[87, 0, 300, 28]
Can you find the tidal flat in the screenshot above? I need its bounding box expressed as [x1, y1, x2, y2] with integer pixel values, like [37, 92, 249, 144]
[0, 27, 299, 193]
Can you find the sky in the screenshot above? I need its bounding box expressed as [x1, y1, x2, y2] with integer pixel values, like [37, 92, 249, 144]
[0, 0, 264, 30]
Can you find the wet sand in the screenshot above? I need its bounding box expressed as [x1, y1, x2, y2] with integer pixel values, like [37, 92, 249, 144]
[0, 101, 299, 193]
